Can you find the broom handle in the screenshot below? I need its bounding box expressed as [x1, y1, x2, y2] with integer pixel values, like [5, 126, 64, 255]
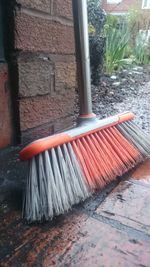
[72, 0, 95, 119]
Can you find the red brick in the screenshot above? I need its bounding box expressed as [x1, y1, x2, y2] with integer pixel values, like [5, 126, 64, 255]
[55, 62, 76, 91]
[17, 0, 51, 13]
[15, 12, 75, 54]
[0, 64, 12, 148]
[54, 115, 74, 133]
[18, 58, 54, 97]
[19, 90, 75, 131]
[53, 0, 73, 19]
[21, 122, 54, 143]
[102, 0, 147, 13]
[21, 115, 75, 143]
[49, 54, 76, 63]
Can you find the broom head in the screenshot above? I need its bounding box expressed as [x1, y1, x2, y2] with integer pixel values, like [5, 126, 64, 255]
[20, 112, 150, 222]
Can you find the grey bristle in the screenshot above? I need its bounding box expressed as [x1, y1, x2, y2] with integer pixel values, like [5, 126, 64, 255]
[117, 121, 150, 158]
[23, 143, 90, 222]
[23, 157, 40, 222]
[67, 143, 91, 197]
[51, 148, 71, 213]
[63, 143, 90, 201]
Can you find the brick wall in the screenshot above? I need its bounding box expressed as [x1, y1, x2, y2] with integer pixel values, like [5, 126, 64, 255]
[12, 0, 76, 144]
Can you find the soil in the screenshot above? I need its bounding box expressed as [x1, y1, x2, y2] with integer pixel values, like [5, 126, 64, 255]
[75, 65, 150, 133]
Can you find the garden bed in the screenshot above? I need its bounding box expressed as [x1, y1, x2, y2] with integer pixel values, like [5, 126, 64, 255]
[75, 65, 150, 132]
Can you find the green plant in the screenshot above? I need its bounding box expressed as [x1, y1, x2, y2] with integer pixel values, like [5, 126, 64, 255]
[104, 16, 130, 74]
[134, 31, 150, 65]
[105, 14, 119, 29]
[88, 23, 96, 35]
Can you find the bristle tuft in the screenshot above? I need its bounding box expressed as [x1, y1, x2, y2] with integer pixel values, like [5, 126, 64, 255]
[72, 126, 143, 190]
[23, 144, 90, 222]
[117, 121, 150, 157]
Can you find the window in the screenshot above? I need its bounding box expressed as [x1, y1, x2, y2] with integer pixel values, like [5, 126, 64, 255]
[142, 0, 150, 9]
[0, 2, 5, 62]
[107, 0, 122, 4]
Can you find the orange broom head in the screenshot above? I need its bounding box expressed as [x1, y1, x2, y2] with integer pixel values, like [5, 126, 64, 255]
[20, 111, 144, 191]
[20, 112, 134, 161]
[20, 111, 150, 222]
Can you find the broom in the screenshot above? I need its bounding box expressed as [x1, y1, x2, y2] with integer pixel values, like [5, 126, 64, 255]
[20, 0, 150, 222]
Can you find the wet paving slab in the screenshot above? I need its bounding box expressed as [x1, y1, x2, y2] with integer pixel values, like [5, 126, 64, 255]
[131, 159, 150, 184]
[0, 160, 150, 267]
[96, 180, 150, 235]
[0, 210, 89, 267]
[1, 210, 150, 267]
[58, 217, 150, 267]
[96, 165, 150, 235]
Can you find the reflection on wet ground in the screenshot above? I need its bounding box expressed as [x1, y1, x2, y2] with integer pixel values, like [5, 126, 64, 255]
[0, 160, 150, 267]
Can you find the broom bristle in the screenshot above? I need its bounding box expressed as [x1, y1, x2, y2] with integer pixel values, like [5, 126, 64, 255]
[72, 125, 143, 190]
[23, 144, 90, 222]
[23, 120, 150, 222]
[117, 121, 150, 157]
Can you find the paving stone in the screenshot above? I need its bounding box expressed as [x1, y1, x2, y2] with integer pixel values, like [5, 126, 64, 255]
[96, 160, 150, 235]
[131, 159, 150, 184]
[1, 210, 150, 267]
[0, 211, 89, 266]
[60, 217, 150, 267]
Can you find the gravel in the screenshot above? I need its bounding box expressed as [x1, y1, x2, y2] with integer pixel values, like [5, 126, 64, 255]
[75, 65, 150, 133]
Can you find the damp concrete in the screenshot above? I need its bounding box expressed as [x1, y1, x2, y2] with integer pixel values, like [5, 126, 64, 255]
[0, 160, 150, 267]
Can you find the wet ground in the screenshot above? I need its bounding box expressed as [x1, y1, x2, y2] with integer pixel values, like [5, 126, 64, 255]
[92, 65, 150, 131]
[1, 160, 150, 267]
[75, 65, 150, 132]
[0, 65, 150, 266]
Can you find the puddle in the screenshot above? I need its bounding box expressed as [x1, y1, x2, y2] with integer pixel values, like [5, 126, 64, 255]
[131, 159, 150, 183]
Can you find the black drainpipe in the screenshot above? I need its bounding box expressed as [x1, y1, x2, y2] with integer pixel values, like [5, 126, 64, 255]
[2, 0, 21, 145]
